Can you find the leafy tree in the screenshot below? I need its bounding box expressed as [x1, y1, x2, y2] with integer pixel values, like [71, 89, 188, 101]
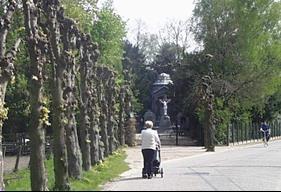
[5, 74, 30, 134]
[152, 43, 179, 74]
[123, 41, 157, 114]
[137, 33, 160, 65]
[192, 0, 281, 119]
[61, 0, 96, 33]
[91, 0, 126, 72]
[190, 0, 281, 144]
[62, 0, 127, 76]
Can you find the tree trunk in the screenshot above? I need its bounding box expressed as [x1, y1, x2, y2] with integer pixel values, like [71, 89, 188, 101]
[78, 34, 93, 171]
[52, 76, 69, 190]
[0, 81, 9, 191]
[89, 68, 101, 165]
[23, 1, 48, 189]
[203, 113, 208, 148]
[205, 103, 215, 152]
[106, 71, 116, 154]
[100, 100, 109, 157]
[79, 104, 91, 170]
[124, 86, 135, 146]
[97, 67, 109, 158]
[65, 116, 82, 178]
[0, 0, 20, 190]
[60, 14, 82, 179]
[112, 87, 120, 150]
[118, 86, 126, 146]
[201, 75, 215, 152]
[89, 124, 100, 165]
[96, 67, 105, 161]
[42, 1, 69, 190]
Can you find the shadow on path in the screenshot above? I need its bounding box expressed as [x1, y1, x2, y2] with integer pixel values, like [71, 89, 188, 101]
[116, 175, 164, 182]
[115, 176, 143, 182]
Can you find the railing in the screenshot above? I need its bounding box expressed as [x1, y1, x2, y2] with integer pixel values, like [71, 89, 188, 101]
[227, 120, 281, 145]
[3, 133, 52, 156]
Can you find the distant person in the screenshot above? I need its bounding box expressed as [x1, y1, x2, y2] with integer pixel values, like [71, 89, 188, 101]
[260, 121, 271, 142]
[141, 121, 161, 179]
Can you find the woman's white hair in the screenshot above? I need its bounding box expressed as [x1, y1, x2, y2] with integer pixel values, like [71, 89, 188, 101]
[145, 120, 153, 128]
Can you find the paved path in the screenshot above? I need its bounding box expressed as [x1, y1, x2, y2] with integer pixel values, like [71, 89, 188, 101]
[123, 145, 208, 170]
[103, 140, 281, 191]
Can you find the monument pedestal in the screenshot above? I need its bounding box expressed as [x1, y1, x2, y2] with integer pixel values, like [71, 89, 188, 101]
[159, 115, 171, 130]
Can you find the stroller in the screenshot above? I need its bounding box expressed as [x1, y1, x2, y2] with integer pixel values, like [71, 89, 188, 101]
[152, 145, 164, 178]
[142, 145, 164, 178]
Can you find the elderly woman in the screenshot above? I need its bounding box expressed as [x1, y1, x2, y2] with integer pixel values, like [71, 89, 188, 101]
[141, 120, 161, 179]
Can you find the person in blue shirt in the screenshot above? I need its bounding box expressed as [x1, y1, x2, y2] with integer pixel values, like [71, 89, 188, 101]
[260, 121, 271, 142]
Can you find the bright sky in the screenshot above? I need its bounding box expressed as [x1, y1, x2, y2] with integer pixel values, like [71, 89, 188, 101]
[99, 0, 196, 43]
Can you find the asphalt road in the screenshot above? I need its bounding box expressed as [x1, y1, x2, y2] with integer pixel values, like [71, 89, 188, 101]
[103, 140, 281, 191]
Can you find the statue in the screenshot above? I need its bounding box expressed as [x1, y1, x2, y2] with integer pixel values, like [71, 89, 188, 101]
[158, 95, 172, 130]
[159, 96, 171, 116]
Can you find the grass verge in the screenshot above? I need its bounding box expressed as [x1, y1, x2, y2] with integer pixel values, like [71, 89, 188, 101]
[4, 148, 129, 191]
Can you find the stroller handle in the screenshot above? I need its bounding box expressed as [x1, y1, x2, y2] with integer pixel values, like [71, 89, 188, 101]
[156, 144, 161, 150]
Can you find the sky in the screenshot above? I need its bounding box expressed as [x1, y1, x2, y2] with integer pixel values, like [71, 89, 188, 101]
[99, 0, 196, 44]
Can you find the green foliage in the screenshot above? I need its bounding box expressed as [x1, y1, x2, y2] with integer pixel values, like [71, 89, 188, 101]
[214, 98, 232, 145]
[91, 0, 127, 72]
[0, 1, 6, 15]
[6, 8, 25, 50]
[192, 0, 281, 103]
[4, 73, 30, 134]
[62, 0, 127, 81]
[195, 103, 204, 123]
[131, 95, 143, 114]
[153, 43, 179, 74]
[61, 0, 95, 33]
[258, 87, 281, 121]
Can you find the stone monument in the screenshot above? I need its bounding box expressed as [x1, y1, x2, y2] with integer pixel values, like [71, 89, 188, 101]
[151, 73, 173, 130]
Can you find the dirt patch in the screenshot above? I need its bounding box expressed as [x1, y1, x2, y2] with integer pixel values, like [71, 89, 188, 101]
[4, 155, 30, 173]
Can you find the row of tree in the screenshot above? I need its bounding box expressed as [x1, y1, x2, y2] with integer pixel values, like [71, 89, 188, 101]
[0, 0, 135, 190]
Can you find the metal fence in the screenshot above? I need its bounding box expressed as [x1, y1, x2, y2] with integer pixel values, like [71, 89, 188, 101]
[227, 120, 281, 145]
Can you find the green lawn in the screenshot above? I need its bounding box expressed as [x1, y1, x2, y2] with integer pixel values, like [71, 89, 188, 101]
[4, 149, 129, 191]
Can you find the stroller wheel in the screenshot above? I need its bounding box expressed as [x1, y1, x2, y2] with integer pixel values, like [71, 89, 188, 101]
[160, 168, 164, 178]
[154, 171, 157, 177]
